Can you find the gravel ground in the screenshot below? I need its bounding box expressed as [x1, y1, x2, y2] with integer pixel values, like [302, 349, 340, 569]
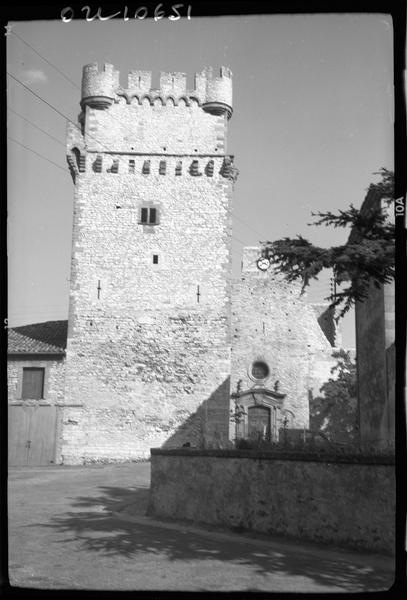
[7, 463, 395, 592]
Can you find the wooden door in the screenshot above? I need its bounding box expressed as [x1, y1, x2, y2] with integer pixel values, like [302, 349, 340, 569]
[248, 405, 271, 441]
[8, 405, 57, 466]
[8, 406, 31, 466]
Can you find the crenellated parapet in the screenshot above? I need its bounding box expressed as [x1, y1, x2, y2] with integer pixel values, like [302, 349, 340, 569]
[81, 63, 233, 118]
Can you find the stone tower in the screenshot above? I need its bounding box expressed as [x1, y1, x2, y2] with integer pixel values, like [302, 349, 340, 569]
[61, 63, 236, 464]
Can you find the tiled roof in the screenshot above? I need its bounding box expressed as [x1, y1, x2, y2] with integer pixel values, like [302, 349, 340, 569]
[8, 320, 68, 355]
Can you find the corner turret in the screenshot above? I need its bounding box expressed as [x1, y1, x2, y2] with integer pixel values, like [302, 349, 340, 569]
[202, 66, 233, 119]
[81, 62, 120, 109]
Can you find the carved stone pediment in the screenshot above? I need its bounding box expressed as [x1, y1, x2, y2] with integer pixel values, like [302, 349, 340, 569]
[231, 385, 286, 409]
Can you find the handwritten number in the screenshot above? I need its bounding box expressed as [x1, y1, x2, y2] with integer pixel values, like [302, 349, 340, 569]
[61, 7, 74, 22]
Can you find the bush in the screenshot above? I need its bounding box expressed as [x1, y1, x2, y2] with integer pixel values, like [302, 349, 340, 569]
[233, 433, 394, 459]
[310, 350, 358, 444]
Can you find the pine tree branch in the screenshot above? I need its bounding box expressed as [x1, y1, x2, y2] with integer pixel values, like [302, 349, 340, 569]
[261, 169, 394, 318]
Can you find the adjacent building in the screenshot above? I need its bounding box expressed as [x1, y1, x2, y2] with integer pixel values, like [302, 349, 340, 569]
[350, 186, 395, 449]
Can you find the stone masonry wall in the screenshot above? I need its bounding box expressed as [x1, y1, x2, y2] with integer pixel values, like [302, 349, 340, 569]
[84, 99, 229, 155]
[356, 280, 395, 448]
[352, 191, 395, 448]
[230, 247, 334, 434]
[148, 449, 395, 555]
[61, 65, 235, 463]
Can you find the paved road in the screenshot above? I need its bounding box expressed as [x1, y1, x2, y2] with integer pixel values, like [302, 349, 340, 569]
[8, 463, 394, 592]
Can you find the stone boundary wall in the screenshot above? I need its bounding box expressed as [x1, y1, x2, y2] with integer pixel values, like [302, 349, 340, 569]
[148, 449, 395, 555]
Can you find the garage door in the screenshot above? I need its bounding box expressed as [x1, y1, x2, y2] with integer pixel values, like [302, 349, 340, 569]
[8, 405, 57, 466]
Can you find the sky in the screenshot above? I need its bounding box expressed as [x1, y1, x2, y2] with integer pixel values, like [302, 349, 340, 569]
[7, 13, 394, 347]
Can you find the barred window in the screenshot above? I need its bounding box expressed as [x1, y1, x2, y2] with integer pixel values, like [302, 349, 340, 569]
[140, 206, 158, 225]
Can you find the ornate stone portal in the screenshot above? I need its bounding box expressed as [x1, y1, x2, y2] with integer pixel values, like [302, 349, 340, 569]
[231, 360, 293, 442]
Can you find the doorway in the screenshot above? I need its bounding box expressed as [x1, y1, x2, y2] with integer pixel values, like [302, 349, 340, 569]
[8, 405, 57, 466]
[248, 405, 271, 441]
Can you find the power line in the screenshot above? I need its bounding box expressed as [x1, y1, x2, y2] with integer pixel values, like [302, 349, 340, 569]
[8, 106, 65, 147]
[7, 71, 134, 169]
[7, 33, 263, 244]
[7, 71, 73, 123]
[8, 29, 151, 156]
[6, 47, 343, 321]
[9, 30, 80, 90]
[8, 30, 196, 172]
[8, 142, 246, 254]
[7, 70, 249, 248]
[231, 213, 265, 240]
[7, 39, 268, 318]
[8, 29, 138, 145]
[8, 136, 67, 173]
[230, 234, 246, 246]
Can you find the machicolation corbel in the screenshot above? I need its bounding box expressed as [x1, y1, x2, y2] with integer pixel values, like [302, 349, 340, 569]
[107, 159, 119, 173]
[205, 160, 214, 177]
[93, 155, 103, 173]
[190, 160, 202, 176]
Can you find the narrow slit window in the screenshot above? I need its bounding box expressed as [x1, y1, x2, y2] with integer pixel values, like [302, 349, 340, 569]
[141, 207, 148, 223]
[149, 208, 157, 224]
[153, 254, 159, 264]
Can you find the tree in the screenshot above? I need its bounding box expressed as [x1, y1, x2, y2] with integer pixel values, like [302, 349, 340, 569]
[262, 168, 395, 318]
[310, 350, 358, 444]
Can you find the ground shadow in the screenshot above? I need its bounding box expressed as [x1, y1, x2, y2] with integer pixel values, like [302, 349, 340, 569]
[33, 483, 394, 592]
